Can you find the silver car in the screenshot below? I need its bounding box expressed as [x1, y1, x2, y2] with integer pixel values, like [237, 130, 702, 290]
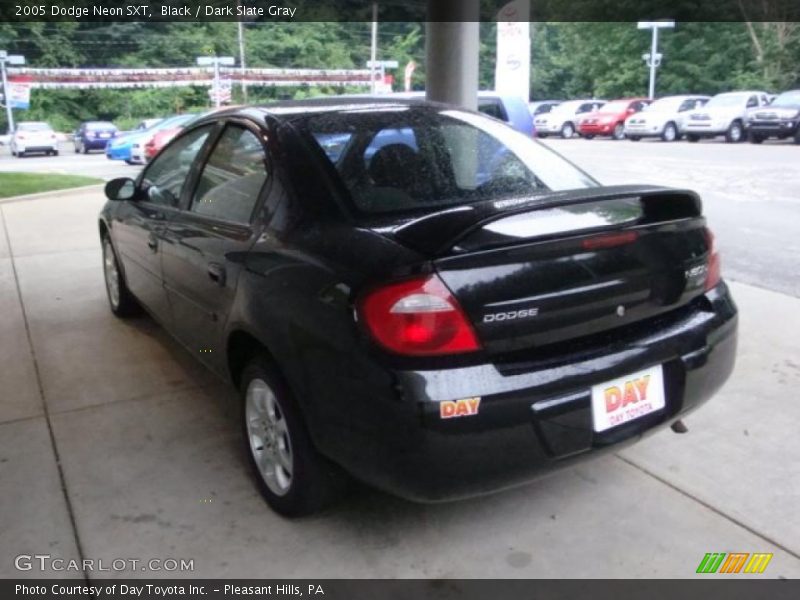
[10, 121, 59, 157]
[624, 95, 710, 142]
[684, 91, 771, 143]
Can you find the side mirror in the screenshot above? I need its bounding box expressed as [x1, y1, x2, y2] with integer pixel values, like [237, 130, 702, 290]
[105, 178, 136, 201]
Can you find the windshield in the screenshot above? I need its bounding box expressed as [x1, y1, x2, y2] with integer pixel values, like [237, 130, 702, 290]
[298, 106, 598, 216]
[771, 91, 800, 107]
[706, 94, 747, 108]
[647, 97, 684, 112]
[18, 122, 53, 132]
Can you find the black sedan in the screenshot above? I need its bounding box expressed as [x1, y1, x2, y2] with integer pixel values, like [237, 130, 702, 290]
[99, 98, 738, 516]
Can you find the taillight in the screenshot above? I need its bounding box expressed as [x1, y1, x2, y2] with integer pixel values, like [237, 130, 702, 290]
[704, 228, 721, 291]
[358, 275, 480, 356]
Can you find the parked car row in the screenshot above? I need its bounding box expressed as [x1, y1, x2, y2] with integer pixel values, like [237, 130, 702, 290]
[530, 89, 800, 144]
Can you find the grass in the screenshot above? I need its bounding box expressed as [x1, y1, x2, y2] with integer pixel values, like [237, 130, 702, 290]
[0, 172, 103, 199]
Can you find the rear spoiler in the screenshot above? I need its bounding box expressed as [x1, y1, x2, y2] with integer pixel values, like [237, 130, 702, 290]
[390, 185, 702, 255]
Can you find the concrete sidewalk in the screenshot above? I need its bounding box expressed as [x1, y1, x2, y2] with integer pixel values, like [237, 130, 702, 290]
[1, 189, 798, 579]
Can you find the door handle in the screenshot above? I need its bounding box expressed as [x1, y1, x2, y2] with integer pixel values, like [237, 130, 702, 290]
[207, 262, 226, 286]
[147, 234, 158, 251]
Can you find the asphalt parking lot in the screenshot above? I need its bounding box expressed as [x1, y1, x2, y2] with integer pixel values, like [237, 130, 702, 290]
[1, 139, 799, 579]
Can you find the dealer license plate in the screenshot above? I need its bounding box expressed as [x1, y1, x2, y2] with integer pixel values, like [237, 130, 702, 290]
[591, 365, 665, 432]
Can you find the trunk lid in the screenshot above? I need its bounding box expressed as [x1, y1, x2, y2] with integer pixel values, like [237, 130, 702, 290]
[383, 185, 711, 355]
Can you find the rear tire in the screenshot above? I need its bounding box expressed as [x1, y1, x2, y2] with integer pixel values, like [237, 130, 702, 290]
[560, 122, 575, 139]
[240, 356, 346, 517]
[82, 145, 89, 154]
[661, 122, 678, 142]
[102, 236, 141, 317]
[612, 123, 626, 140]
[725, 120, 743, 143]
[583, 134, 595, 140]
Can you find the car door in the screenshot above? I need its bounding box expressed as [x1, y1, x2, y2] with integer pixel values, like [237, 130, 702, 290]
[161, 121, 270, 372]
[112, 125, 214, 326]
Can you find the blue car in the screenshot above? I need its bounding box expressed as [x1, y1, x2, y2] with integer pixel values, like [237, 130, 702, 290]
[106, 118, 164, 164]
[73, 121, 119, 154]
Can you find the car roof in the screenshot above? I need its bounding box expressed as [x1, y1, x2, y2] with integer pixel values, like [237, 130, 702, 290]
[190, 96, 462, 125]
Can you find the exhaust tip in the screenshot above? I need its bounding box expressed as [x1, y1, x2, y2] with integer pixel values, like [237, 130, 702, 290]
[671, 419, 689, 434]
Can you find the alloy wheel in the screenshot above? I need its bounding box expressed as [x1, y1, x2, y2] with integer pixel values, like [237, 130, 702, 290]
[103, 239, 120, 309]
[245, 378, 294, 496]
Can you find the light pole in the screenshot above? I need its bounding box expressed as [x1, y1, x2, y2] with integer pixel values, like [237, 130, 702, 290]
[637, 21, 674, 100]
[0, 50, 26, 134]
[197, 56, 235, 108]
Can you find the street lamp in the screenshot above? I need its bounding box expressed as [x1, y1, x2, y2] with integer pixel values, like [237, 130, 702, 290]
[1, 50, 26, 134]
[197, 56, 235, 108]
[637, 21, 674, 100]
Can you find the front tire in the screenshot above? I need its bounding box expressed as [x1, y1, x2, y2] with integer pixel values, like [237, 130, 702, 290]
[560, 122, 575, 139]
[628, 136, 641, 142]
[612, 123, 626, 140]
[582, 134, 595, 140]
[725, 120, 744, 143]
[687, 134, 700, 143]
[661, 122, 678, 142]
[240, 357, 346, 517]
[102, 236, 140, 317]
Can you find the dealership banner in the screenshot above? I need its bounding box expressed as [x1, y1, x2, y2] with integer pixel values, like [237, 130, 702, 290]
[494, 0, 531, 102]
[5, 67, 372, 90]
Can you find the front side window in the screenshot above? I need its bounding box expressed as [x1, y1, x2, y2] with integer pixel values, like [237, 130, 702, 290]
[190, 125, 269, 223]
[141, 125, 212, 208]
[299, 107, 597, 216]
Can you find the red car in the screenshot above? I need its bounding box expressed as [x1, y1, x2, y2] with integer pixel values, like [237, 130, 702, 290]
[578, 98, 651, 140]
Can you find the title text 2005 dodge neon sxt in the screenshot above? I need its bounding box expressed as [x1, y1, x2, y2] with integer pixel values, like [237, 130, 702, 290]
[98, 98, 737, 516]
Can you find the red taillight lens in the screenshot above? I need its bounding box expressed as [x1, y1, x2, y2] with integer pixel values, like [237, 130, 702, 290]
[704, 228, 721, 291]
[358, 275, 481, 356]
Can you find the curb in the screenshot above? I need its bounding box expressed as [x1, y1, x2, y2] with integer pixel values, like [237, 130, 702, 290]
[0, 183, 105, 205]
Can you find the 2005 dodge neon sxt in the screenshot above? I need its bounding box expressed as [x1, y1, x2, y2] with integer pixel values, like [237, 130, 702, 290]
[98, 97, 737, 516]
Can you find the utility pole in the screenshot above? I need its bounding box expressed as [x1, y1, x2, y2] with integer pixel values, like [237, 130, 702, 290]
[0, 50, 26, 134]
[236, 0, 248, 103]
[637, 21, 674, 100]
[370, 3, 378, 94]
[197, 55, 235, 108]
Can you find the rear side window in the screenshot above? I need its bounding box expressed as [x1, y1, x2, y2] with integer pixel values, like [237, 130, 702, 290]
[190, 125, 269, 223]
[141, 125, 212, 207]
[478, 100, 508, 122]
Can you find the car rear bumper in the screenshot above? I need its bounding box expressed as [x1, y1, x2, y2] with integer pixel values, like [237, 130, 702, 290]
[83, 138, 113, 149]
[15, 144, 57, 153]
[316, 283, 737, 502]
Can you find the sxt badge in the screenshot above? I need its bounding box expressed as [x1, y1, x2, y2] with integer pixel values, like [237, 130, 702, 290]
[440, 397, 481, 419]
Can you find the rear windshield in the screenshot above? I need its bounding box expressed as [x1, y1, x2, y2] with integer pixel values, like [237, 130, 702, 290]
[297, 106, 597, 215]
[18, 122, 53, 132]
